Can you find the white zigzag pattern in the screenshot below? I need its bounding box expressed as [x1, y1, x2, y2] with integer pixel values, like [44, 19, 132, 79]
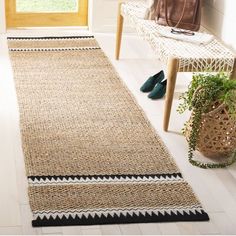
[29, 175, 183, 186]
[33, 206, 204, 220]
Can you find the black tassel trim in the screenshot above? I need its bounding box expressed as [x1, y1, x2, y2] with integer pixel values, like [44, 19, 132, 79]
[28, 173, 183, 181]
[9, 47, 100, 52]
[32, 210, 209, 227]
[7, 36, 94, 40]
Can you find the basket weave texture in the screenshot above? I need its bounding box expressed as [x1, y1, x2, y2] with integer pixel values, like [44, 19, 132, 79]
[186, 102, 236, 158]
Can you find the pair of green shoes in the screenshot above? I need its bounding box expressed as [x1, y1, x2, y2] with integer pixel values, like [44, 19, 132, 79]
[140, 70, 167, 99]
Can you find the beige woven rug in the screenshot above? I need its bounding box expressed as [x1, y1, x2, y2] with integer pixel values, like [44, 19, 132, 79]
[8, 36, 209, 227]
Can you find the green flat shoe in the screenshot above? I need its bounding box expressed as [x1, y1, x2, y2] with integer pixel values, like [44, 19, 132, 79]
[140, 70, 164, 93]
[148, 79, 167, 100]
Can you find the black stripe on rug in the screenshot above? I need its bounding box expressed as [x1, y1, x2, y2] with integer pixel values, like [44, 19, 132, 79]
[9, 47, 101, 52]
[32, 210, 209, 227]
[7, 36, 94, 40]
[28, 173, 183, 181]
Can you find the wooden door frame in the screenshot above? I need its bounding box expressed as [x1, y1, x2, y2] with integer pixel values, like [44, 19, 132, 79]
[6, 0, 88, 28]
[0, 0, 6, 32]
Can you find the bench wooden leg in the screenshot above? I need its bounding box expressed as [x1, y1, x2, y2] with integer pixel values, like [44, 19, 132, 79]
[163, 58, 179, 132]
[230, 58, 236, 79]
[115, 2, 124, 60]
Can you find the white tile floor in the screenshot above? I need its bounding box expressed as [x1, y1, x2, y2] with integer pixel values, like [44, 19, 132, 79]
[0, 30, 236, 235]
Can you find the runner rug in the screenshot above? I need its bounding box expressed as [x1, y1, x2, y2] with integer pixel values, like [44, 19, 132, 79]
[8, 36, 209, 227]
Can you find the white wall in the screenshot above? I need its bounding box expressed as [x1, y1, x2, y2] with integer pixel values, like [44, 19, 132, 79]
[90, 0, 119, 33]
[90, 0, 135, 33]
[202, 0, 236, 51]
[0, 0, 6, 33]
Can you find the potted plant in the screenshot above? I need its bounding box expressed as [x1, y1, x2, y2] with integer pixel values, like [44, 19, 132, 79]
[178, 72, 236, 169]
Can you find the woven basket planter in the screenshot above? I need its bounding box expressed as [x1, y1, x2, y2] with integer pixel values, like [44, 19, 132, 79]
[185, 102, 236, 159]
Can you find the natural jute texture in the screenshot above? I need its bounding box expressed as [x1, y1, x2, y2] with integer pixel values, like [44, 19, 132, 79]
[8, 36, 209, 227]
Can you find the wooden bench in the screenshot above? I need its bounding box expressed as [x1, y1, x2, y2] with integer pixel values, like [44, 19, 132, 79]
[115, 1, 236, 132]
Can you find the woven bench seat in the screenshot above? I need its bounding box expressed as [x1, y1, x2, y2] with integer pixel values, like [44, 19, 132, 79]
[115, 1, 236, 131]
